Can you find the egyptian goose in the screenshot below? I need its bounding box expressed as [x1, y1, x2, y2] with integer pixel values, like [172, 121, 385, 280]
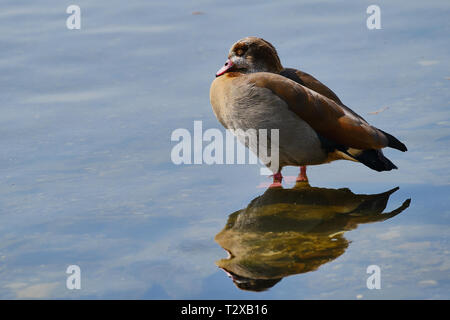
[210, 37, 407, 187]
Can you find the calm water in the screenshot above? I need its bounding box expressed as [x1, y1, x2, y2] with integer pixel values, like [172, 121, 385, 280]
[0, 0, 449, 299]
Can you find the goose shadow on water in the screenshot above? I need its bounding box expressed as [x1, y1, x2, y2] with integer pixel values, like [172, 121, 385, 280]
[214, 182, 411, 292]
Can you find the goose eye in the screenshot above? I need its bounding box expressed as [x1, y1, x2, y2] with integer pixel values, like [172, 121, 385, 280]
[236, 49, 245, 56]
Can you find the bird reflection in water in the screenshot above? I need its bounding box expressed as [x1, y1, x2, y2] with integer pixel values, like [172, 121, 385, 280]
[214, 182, 411, 292]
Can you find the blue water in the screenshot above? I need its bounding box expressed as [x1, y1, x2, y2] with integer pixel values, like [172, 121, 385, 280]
[0, 0, 449, 299]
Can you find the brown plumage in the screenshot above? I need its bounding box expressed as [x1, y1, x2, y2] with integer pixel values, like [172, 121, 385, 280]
[210, 37, 407, 185]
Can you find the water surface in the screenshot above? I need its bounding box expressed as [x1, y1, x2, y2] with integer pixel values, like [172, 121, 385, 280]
[0, 0, 449, 299]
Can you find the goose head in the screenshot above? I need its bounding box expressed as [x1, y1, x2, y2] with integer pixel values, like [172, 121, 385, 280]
[216, 36, 284, 77]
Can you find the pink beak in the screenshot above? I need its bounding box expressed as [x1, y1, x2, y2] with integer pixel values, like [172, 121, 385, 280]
[216, 59, 233, 77]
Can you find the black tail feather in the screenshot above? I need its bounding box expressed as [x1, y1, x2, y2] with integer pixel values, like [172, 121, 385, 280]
[379, 129, 408, 152]
[354, 149, 398, 172]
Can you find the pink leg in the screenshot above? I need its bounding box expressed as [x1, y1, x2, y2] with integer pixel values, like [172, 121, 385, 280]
[269, 171, 283, 188]
[296, 166, 308, 182]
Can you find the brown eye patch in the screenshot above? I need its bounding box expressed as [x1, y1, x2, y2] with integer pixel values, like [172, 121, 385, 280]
[233, 43, 248, 56]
